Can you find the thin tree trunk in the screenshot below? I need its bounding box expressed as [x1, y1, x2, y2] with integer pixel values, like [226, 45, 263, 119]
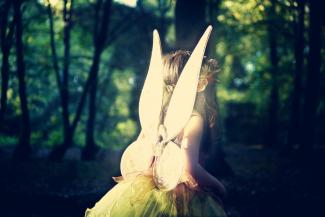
[0, 0, 15, 130]
[299, 0, 322, 156]
[207, 0, 220, 56]
[12, 0, 31, 160]
[266, 0, 279, 147]
[49, 0, 74, 160]
[47, 1, 62, 91]
[286, 0, 305, 152]
[61, 0, 73, 147]
[82, 0, 112, 160]
[0, 44, 10, 130]
[83, 53, 100, 160]
[46, 2, 73, 157]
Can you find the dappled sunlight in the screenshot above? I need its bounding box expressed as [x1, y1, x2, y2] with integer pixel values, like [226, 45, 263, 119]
[114, 0, 137, 7]
[39, 0, 63, 11]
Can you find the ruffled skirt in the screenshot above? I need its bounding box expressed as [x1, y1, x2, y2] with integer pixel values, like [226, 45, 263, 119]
[84, 172, 226, 217]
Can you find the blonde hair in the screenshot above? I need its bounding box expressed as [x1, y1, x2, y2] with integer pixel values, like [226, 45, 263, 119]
[161, 50, 220, 128]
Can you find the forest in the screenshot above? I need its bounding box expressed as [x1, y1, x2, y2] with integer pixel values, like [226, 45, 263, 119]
[0, 0, 324, 216]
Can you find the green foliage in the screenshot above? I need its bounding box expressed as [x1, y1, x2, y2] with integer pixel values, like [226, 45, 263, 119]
[0, 136, 18, 147]
[214, 0, 298, 121]
[42, 129, 64, 147]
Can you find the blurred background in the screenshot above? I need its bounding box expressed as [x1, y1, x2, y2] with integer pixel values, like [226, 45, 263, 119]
[0, 0, 324, 216]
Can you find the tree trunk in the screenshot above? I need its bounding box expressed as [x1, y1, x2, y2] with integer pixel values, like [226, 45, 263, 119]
[61, 0, 73, 149]
[49, 0, 74, 160]
[175, 0, 206, 50]
[0, 0, 14, 131]
[207, 0, 221, 56]
[82, 0, 112, 160]
[83, 52, 101, 160]
[0, 43, 10, 130]
[286, 0, 305, 152]
[299, 0, 322, 156]
[157, 0, 171, 48]
[12, 0, 31, 160]
[266, 0, 279, 147]
[206, 0, 233, 177]
[47, 2, 62, 101]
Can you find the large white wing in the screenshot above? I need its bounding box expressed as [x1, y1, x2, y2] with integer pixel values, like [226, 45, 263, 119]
[120, 138, 154, 179]
[138, 30, 164, 138]
[120, 31, 163, 179]
[153, 141, 184, 191]
[164, 26, 212, 141]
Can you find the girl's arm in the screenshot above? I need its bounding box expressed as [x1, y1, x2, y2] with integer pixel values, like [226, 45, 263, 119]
[180, 115, 227, 200]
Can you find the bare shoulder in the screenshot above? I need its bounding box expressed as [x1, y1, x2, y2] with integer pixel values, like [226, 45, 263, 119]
[181, 114, 205, 149]
[183, 113, 205, 136]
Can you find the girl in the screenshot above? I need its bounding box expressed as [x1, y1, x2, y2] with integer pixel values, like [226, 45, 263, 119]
[85, 28, 227, 217]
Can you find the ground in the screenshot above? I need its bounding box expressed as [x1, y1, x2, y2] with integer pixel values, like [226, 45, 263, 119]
[0, 144, 324, 217]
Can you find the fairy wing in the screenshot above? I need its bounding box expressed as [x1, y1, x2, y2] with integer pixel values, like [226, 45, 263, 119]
[120, 139, 153, 179]
[120, 30, 164, 179]
[164, 26, 212, 141]
[152, 141, 184, 191]
[139, 30, 164, 139]
[153, 26, 213, 191]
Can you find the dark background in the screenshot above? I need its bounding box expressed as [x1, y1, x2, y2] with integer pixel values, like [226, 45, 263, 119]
[0, 0, 324, 216]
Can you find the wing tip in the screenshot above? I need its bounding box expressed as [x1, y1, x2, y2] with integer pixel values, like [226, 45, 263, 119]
[203, 25, 213, 38]
[153, 29, 160, 39]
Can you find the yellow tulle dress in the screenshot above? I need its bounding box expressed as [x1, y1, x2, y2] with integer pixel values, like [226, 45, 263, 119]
[84, 163, 227, 217]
